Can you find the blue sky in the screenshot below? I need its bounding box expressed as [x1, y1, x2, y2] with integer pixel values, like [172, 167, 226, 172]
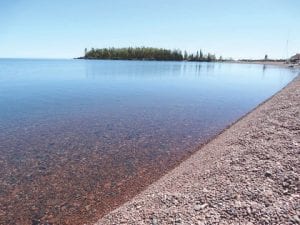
[0, 0, 299, 59]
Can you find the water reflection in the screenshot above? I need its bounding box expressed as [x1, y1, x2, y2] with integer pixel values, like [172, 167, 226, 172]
[84, 60, 216, 79]
[84, 60, 184, 78]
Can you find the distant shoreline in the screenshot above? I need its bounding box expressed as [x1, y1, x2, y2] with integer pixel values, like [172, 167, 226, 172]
[232, 60, 300, 69]
[76, 57, 300, 68]
[76, 57, 220, 63]
[76, 57, 184, 62]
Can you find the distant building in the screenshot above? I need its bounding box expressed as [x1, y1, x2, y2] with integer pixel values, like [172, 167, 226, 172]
[290, 54, 300, 63]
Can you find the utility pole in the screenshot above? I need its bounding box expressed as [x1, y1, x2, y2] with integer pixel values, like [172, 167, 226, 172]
[286, 40, 289, 60]
[286, 30, 290, 61]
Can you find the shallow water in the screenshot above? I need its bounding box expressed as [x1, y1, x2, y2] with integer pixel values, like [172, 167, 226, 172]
[0, 59, 297, 224]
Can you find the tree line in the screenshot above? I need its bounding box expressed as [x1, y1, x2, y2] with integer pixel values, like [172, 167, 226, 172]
[82, 47, 221, 62]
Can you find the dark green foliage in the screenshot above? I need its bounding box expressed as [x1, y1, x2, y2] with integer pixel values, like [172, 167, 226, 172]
[84, 47, 183, 61]
[83, 47, 220, 62]
[206, 53, 216, 62]
[184, 51, 188, 60]
[199, 50, 204, 60]
[196, 51, 199, 61]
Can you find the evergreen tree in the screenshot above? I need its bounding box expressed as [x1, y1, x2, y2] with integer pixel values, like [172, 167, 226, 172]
[196, 51, 199, 61]
[207, 53, 212, 62]
[199, 50, 204, 61]
[184, 51, 188, 60]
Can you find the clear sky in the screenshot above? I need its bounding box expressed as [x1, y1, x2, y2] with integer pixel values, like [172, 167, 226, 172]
[0, 0, 299, 59]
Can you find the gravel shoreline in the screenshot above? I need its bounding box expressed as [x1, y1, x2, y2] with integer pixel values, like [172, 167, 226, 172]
[95, 73, 300, 224]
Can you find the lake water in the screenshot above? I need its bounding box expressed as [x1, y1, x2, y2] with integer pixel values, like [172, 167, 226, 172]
[0, 59, 297, 225]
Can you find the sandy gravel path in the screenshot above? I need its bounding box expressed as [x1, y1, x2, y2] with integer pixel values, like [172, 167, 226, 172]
[95, 75, 300, 225]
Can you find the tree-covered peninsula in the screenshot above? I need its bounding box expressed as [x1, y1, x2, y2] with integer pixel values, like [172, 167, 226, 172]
[81, 47, 219, 62]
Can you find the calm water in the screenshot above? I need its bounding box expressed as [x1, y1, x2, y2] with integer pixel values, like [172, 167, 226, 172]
[0, 59, 297, 225]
